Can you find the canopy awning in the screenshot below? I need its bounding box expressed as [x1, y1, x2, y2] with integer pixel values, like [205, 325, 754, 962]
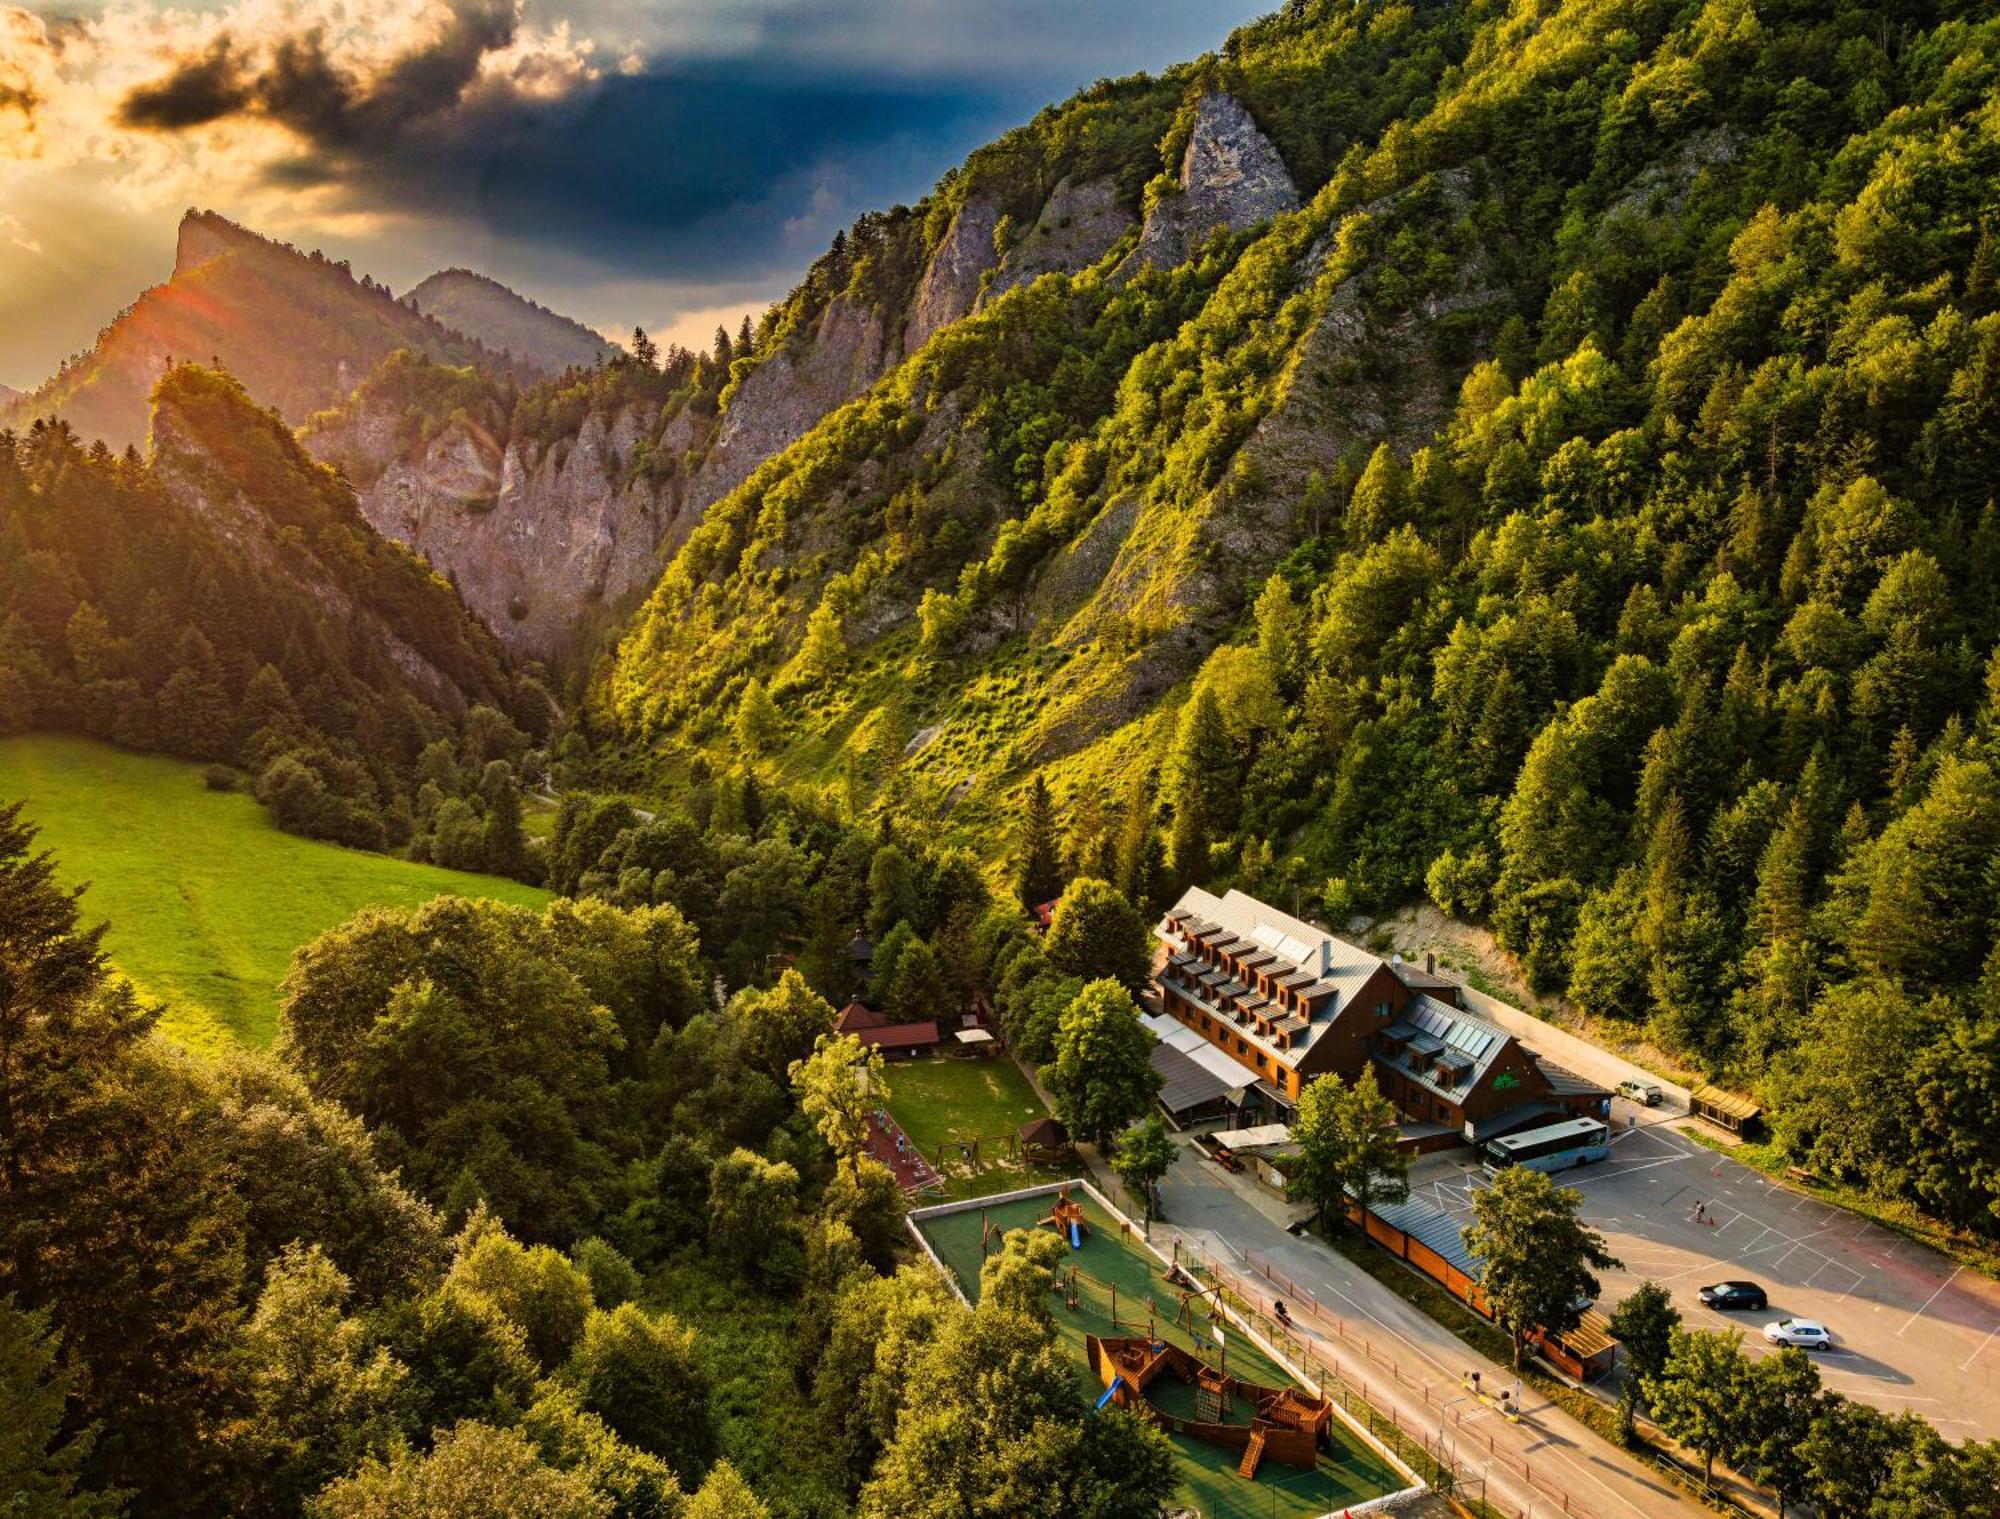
[1209, 1123, 1292, 1151]
[953, 1028, 995, 1045]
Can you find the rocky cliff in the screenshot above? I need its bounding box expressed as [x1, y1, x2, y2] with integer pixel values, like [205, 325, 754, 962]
[687, 294, 897, 513]
[1127, 92, 1298, 273]
[304, 367, 687, 664]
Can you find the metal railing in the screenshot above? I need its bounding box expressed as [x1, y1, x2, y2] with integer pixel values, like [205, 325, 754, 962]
[1168, 1233, 1599, 1519]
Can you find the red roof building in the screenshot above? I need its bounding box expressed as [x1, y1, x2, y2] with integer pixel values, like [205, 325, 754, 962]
[834, 999, 938, 1057]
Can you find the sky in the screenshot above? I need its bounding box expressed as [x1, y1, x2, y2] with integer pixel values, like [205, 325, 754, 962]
[0, 0, 1274, 390]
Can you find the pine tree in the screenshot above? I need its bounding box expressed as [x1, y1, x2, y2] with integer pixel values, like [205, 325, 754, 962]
[1346, 442, 1409, 543]
[1167, 689, 1236, 884]
[0, 1299, 117, 1518]
[1013, 775, 1063, 911]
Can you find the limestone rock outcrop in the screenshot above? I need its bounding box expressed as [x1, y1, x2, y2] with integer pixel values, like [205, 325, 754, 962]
[1128, 93, 1299, 273]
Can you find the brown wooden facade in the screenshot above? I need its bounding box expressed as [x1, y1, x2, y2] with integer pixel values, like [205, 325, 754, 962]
[1157, 890, 1606, 1136]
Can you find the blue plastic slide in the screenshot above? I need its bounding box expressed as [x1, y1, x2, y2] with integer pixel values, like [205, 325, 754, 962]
[1069, 1221, 1082, 1249]
[1094, 1377, 1124, 1411]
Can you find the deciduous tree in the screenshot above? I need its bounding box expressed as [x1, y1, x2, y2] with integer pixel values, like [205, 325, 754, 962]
[1043, 980, 1161, 1149]
[1464, 1166, 1618, 1369]
[1286, 1066, 1408, 1234]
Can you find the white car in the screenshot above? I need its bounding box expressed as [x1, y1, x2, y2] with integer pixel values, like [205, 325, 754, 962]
[1616, 1078, 1663, 1106]
[1764, 1318, 1831, 1350]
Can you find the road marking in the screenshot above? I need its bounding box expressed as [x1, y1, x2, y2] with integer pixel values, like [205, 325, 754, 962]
[1960, 1320, 2000, 1372]
[1898, 1266, 1963, 1337]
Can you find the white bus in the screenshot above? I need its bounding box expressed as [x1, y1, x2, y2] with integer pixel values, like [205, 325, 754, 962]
[1481, 1117, 1612, 1175]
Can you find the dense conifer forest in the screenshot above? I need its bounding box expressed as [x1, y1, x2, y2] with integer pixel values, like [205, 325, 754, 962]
[597, 0, 2000, 1240]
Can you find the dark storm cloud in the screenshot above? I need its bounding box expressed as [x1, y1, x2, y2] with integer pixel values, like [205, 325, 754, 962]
[101, 0, 1275, 294]
[119, 39, 249, 130]
[321, 66, 1016, 277]
[118, 0, 517, 149]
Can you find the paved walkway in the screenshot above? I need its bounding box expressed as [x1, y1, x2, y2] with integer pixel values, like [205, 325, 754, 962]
[1009, 1052, 1732, 1515]
[865, 1107, 941, 1193]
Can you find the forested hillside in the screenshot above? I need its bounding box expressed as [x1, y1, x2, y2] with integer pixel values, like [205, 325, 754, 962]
[0, 366, 552, 862]
[0, 779, 1177, 1516]
[592, 0, 2000, 1236]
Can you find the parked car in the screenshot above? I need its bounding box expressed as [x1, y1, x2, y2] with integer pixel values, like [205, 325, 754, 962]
[1699, 1281, 1768, 1312]
[1764, 1318, 1832, 1350]
[1616, 1078, 1664, 1106]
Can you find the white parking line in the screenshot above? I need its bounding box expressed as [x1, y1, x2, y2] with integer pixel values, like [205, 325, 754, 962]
[1961, 1320, 2000, 1372]
[1898, 1266, 1963, 1337]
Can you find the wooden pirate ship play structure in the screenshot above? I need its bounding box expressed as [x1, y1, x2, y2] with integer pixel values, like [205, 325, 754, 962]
[1085, 1333, 1335, 1480]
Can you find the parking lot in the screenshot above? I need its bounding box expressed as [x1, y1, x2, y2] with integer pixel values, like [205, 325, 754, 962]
[1410, 1107, 2000, 1438]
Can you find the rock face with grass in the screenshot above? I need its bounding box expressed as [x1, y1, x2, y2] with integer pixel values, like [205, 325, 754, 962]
[306, 368, 684, 662]
[1129, 92, 1299, 273]
[982, 176, 1138, 306]
[905, 196, 1004, 353]
[688, 296, 898, 512]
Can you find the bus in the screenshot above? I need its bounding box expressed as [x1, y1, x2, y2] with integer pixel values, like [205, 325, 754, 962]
[1481, 1117, 1612, 1175]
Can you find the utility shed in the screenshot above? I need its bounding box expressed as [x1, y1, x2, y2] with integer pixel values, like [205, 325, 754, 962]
[1691, 1083, 1762, 1136]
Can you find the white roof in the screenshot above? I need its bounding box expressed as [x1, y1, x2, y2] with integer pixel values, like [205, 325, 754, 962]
[1140, 1010, 1261, 1091]
[1162, 887, 1392, 1059]
[1210, 1123, 1292, 1150]
[952, 1028, 995, 1044]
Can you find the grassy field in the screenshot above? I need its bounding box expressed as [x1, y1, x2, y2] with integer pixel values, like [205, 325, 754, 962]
[886, 1055, 1072, 1200]
[915, 1187, 1406, 1518]
[0, 736, 549, 1054]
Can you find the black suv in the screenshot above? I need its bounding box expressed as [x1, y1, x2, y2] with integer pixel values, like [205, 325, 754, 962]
[1700, 1281, 1767, 1311]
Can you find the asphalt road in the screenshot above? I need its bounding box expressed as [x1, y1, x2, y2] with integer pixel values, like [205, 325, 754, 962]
[1408, 1107, 2000, 1441]
[1152, 1141, 1719, 1519]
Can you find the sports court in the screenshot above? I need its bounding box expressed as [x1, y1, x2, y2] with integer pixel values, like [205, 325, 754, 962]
[912, 1184, 1411, 1518]
[1408, 1110, 2000, 1437]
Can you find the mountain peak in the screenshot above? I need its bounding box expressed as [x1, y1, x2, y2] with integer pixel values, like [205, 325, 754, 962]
[403, 269, 616, 373]
[174, 208, 264, 277]
[7, 213, 541, 451]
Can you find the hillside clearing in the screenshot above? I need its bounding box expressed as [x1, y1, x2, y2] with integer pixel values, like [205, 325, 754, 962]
[0, 735, 549, 1053]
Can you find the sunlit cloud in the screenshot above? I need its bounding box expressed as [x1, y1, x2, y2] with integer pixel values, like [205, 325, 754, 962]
[0, 0, 1270, 388]
[1, 0, 600, 226]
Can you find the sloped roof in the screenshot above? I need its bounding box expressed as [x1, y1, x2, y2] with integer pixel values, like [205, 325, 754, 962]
[1159, 887, 1392, 1057]
[835, 1001, 888, 1032]
[1536, 1058, 1611, 1098]
[1375, 993, 1516, 1102]
[850, 1021, 938, 1050]
[1141, 1011, 1264, 1091]
[1152, 1042, 1240, 1114]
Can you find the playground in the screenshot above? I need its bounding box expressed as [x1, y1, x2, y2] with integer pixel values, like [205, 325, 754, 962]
[887, 1055, 1067, 1199]
[912, 1184, 1408, 1518]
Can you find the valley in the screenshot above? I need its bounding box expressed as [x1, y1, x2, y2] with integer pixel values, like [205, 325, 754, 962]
[5, 0, 2000, 1516]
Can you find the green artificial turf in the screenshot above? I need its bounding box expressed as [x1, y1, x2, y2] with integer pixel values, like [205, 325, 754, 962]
[915, 1187, 1406, 1518]
[0, 736, 549, 1054]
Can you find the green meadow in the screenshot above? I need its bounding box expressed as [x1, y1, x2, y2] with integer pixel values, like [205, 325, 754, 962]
[0, 735, 549, 1053]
